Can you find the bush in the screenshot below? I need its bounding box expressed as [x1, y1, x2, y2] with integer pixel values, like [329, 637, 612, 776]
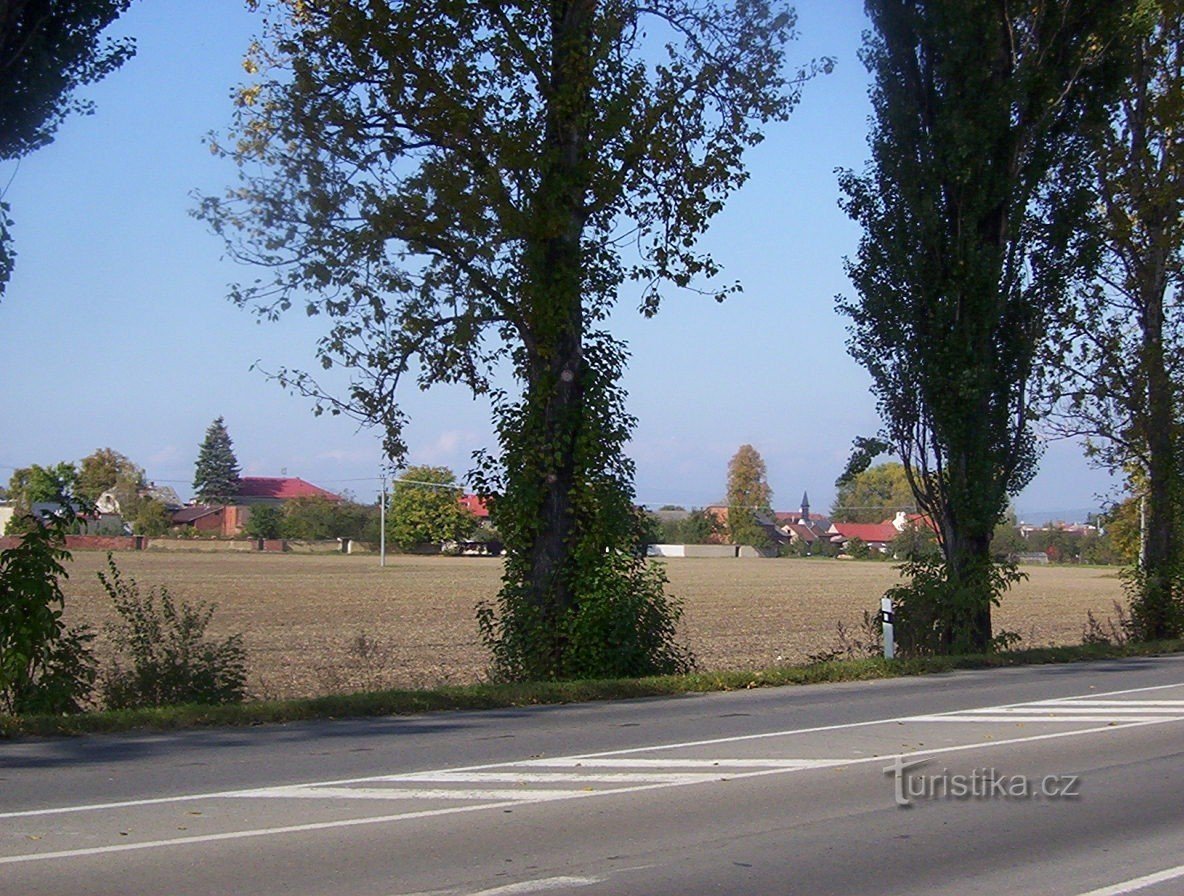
[243, 504, 284, 539]
[0, 516, 96, 714]
[885, 555, 1024, 656]
[98, 555, 247, 709]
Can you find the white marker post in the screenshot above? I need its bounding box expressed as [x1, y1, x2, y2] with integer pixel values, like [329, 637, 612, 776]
[881, 596, 895, 660]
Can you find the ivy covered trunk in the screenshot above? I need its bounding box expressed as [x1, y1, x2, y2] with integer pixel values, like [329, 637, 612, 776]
[521, 1, 592, 637]
[478, 1, 692, 681]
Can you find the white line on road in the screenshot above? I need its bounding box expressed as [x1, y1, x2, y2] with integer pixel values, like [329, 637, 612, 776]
[1076, 862, 1184, 895]
[518, 757, 840, 769]
[906, 715, 1175, 724]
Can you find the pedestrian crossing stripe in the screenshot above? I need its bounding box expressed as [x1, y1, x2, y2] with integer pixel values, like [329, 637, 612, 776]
[230, 757, 848, 805]
[906, 697, 1184, 725]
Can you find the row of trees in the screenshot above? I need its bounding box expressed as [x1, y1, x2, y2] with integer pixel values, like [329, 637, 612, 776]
[12, 2, 1183, 676]
[3, 448, 173, 535]
[840, 1, 1183, 652]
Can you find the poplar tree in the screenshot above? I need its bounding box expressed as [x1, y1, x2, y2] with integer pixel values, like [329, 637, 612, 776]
[726, 444, 773, 547]
[840, 0, 1126, 653]
[192, 417, 241, 505]
[1046, 2, 1184, 640]
[198, 1, 823, 679]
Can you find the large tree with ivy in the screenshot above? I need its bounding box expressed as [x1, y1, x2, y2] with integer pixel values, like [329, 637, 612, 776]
[839, 0, 1127, 653]
[0, 0, 135, 295]
[198, 0, 822, 679]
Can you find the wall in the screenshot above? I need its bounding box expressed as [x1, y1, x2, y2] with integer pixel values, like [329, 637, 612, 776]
[647, 544, 742, 559]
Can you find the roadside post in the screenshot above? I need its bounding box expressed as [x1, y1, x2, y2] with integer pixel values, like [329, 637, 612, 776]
[879, 596, 895, 660]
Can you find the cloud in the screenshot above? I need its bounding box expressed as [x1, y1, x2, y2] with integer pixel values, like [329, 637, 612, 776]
[316, 448, 376, 464]
[409, 430, 475, 466]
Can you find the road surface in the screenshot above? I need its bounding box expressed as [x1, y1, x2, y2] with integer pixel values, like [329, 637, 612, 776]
[3, 656, 1184, 895]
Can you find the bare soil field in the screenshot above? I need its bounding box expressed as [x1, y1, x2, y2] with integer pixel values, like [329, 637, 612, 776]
[57, 553, 1127, 700]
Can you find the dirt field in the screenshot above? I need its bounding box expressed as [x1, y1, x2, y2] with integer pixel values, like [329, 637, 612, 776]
[57, 553, 1128, 700]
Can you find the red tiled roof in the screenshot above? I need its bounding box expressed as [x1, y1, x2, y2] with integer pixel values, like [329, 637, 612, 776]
[460, 494, 490, 518]
[829, 522, 899, 544]
[172, 505, 223, 524]
[236, 477, 341, 501]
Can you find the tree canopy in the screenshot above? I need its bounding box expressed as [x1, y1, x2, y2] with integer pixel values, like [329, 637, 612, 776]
[385, 466, 475, 549]
[831, 461, 914, 524]
[199, 0, 820, 680]
[75, 447, 145, 504]
[725, 444, 772, 547]
[0, 0, 135, 294]
[1044, 1, 1184, 639]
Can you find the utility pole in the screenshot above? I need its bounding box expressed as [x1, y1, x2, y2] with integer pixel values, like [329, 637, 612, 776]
[380, 472, 387, 568]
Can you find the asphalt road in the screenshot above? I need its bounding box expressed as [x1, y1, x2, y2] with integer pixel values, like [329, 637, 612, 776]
[3, 656, 1184, 895]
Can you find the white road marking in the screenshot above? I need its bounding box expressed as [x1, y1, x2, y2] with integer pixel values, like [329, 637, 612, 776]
[1029, 700, 1184, 707]
[1075, 861, 1184, 895]
[906, 715, 1174, 724]
[239, 786, 580, 802]
[383, 771, 726, 784]
[518, 757, 839, 769]
[906, 689, 1184, 726]
[459, 877, 603, 895]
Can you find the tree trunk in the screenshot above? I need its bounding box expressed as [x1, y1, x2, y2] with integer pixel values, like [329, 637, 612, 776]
[519, 1, 595, 663]
[941, 527, 995, 653]
[1138, 244, 1179, 639]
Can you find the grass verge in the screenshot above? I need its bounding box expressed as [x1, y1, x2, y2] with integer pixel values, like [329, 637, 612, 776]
[4, 638, 1184, 739]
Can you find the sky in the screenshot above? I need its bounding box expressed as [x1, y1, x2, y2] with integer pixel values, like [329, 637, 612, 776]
[0, 1, 1119, 523]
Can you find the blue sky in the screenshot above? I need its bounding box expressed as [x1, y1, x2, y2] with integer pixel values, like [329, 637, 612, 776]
[0, 1, 1117, 522]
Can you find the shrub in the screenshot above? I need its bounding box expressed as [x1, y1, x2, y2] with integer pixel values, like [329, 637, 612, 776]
[243, 504, 284, 539]
[98, 555, 247, 708]
[886, 555, 1025, 656]
[0, 515, 96, 714]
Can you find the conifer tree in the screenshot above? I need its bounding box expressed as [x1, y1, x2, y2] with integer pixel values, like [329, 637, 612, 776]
[192, 417, 241, 505]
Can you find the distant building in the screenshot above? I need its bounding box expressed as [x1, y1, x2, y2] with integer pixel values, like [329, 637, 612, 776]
[171, 476, 341, 536]
[459, 494, 491, 521]
[234, 477, 342, 506]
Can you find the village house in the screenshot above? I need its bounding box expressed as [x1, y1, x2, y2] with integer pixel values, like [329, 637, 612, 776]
[171, 476, 342, 537]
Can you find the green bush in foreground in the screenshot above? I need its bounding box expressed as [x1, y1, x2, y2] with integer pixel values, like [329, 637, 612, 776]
[0, 515, 96, 714]
[98, 555, 247, 709]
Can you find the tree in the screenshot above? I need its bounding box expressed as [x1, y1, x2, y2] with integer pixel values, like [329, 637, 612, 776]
[6, 462, 79, 531]
[243, 504, 284, 540]
[1044, 3, 1184, 639]
[281, 495, 375, 541]
[76, 447, 145, 505]
[385, 466, 475, 549]
[0, 0, 135, 295]
[840, 1, 1127, 653]
[192, 417, 241, 505]
[726, 444, 773, 547]
[198, 1, 821, 679]
[655, 508, 723, 545]
[832, 461, 914, 524]
[130, 498, 173, 537]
